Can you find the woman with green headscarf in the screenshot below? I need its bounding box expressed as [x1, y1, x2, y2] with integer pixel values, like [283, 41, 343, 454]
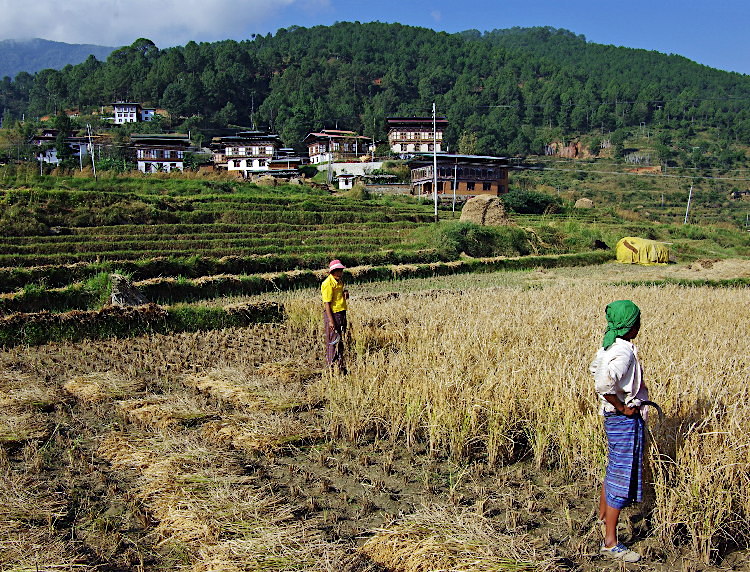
[589, 299, 648, 563]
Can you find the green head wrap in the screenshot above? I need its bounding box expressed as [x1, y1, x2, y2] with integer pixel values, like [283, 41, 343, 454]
[602, 300, 640, 349]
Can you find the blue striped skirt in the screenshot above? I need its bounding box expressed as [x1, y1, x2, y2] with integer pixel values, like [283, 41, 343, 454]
[604, 413, 645, 510]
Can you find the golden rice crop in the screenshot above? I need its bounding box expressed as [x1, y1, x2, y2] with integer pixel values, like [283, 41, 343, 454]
[360, 504, 557, 572]
[116, 393, 216, 429]
[200, 411, 324, 455]
[309, 282, 750, 563]
[64, 371, 144, 402]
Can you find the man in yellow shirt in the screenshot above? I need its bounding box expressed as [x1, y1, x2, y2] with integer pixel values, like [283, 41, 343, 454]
[321, 259, 348, 373]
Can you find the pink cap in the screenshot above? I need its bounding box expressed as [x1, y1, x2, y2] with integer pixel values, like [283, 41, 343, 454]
[329, 259, 346, 271]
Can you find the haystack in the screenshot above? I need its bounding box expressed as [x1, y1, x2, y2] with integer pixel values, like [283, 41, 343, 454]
[459, 196, 512, 226]
[575, 197, 594, 209]
[616, 236, 671, 265]
[109, 274, 149, 306]
[255, 175, 278, 187]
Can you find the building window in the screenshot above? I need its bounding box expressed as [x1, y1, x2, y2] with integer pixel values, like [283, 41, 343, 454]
[483, 182, 492, 191]
[437, 182, 444, 192]
[498, 185, 505, 193]
[467, 182, 475, 191]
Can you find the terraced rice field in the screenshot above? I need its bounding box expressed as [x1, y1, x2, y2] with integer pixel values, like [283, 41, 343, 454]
[2, 261, 749, 571]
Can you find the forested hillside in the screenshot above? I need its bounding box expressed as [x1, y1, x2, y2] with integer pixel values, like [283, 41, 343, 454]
[0, 38, 115, 82]
[1, 23, 749, 156]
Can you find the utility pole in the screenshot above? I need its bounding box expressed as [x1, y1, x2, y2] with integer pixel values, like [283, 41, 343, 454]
[684, 185, 693, 224]
[432, 102, 438, 223]
[452, 159, 458, 217]
[87, 124, 97, 181]
[327, 134, 333, 185]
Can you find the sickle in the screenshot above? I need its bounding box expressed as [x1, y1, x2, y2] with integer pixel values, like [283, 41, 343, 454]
[641, 400, 664, 422]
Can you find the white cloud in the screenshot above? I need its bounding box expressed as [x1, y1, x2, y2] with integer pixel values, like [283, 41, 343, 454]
[430, 10, 442, 23]
[0, 0, 326, 47]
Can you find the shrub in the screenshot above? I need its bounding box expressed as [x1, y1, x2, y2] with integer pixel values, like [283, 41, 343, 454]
[502, 189, 563, 214]
[432, 222, 536, 258]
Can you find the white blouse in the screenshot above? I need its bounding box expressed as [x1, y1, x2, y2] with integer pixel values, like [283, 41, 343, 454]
[589, 338, 649, 415]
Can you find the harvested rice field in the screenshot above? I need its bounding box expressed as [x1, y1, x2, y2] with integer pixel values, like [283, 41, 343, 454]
[1, 260, 749, 571]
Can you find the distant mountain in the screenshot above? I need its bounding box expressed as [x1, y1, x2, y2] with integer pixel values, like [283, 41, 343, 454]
[0, 38, 116, 79]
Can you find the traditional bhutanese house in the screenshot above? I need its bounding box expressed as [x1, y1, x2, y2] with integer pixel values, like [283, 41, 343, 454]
[387, 116, 448, 155]
[211, 131, 282, 177]
[267, 152, 306, 178]
[303, 129, 371, 164]
[112, 102, 157, 124]
[408, 154, 512, 197]
[31, 128, 91, 164]
[131, 133, 191, 173]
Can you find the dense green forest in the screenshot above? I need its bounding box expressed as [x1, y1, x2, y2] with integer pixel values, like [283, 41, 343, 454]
[1, 23, 749, 157]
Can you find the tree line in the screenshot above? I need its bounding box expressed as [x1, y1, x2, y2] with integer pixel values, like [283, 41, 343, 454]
[1, 23, 749, 157]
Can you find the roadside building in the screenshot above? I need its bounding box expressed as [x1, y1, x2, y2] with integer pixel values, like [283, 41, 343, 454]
[387, 116, 448, 156]
[408, 154, 513, 197]
[303, 129, 371, 164]
[131, 133, 191, 173]
[211, 131, 282, 177]
[112, 102, 157, 124]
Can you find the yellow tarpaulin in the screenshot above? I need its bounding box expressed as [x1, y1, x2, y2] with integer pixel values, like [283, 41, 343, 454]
[616, 236, 670, 265]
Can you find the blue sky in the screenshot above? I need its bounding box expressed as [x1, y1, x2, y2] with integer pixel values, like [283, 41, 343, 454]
[1, 0, 748, 75]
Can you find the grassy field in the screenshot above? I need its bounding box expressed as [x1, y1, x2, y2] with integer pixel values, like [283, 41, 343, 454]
[2, 259, 749, 571]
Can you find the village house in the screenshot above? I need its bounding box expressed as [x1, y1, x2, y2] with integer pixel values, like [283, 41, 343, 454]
[303, 129, 371, 164]
[387, 116, 448, 155]
[267, 149, 306, 178]
[210, 131, 282, 177]
[112, 102, 157, 124]
[131, 133, 191, 173]
[31, 128, 90, 165]
[408, 154, 512, 197]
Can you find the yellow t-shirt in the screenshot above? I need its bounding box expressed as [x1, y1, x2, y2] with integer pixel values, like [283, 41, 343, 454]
[321, 274, 347, 313]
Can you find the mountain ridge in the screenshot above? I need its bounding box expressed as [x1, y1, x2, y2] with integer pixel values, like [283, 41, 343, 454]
[1, 24, 748, 157]
[0, 38, 116, 79]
